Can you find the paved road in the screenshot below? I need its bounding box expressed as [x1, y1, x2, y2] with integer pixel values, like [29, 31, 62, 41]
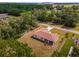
[53, 26, 79, 34]
[40, 24, 79, 35]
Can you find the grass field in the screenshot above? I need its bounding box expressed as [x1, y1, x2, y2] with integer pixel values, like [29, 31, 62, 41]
[53, 4, 79, 7]
[75, 23, 79, 31]
[58, 38, 75, 57]
[50, 28, 78, 56]
[50, 28, 67, 41]
[57, 32, 75, 57]
[68, 32, 79, 38]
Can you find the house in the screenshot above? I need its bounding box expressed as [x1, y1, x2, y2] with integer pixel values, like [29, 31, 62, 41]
[31, 28, 59, 45]
[74, 39, 79, 47]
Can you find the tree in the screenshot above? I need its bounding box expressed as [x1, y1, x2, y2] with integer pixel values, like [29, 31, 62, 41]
[34, 9, 54, 22]
[62, 12, 76, 28]
[0, 39, 32, 57]
[8, 8, 21, 16]
[55, 5, 64, 10]
[70, 47, 79, 57]
[0, 12, 38, 39]
[21, 12, 37, 28]
[37, 10, 48, 22]
[72, 5, 79, 10]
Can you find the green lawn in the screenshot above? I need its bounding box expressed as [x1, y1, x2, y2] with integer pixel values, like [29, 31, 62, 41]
[58, 37, 75, 57]
[68, 32, 79, 38]
[50, 28, 67, 40]
[56, 32, 79, 57]
[75, 23, 79, 31]
[51, 29, 77, 57]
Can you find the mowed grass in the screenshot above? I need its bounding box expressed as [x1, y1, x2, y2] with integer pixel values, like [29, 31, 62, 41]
[53, 4, 79, 7]
[58, 38, 75, 57]
[75, 23, 79, 31]
[68, 32, 79, 38]
[50, 29, 78, 56]
[58, 32, 75, 57]
[50, 28, 67, 39]
[56, 32, 79, 56]
[64, 4, 79, 7]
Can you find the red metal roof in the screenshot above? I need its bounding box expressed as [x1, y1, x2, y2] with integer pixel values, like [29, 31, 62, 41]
[33, 28, 59, 42]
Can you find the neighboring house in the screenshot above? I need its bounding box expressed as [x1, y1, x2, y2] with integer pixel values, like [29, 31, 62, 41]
[73, 38, 79, 47]
[31, 28, 59, 45]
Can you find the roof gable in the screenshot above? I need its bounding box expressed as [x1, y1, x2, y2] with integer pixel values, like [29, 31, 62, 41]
[33, 28, 59, 42]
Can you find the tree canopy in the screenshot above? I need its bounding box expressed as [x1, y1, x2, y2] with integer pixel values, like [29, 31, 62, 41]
[0, 39, 32, 57]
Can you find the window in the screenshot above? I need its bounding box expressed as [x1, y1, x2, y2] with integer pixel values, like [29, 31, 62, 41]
[44, 39, 49, 43]
[32, 35, 37, 39]
[49, 41, 53, 45]
[40, 37, 44, 41]
[37, 35, 41, 40]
